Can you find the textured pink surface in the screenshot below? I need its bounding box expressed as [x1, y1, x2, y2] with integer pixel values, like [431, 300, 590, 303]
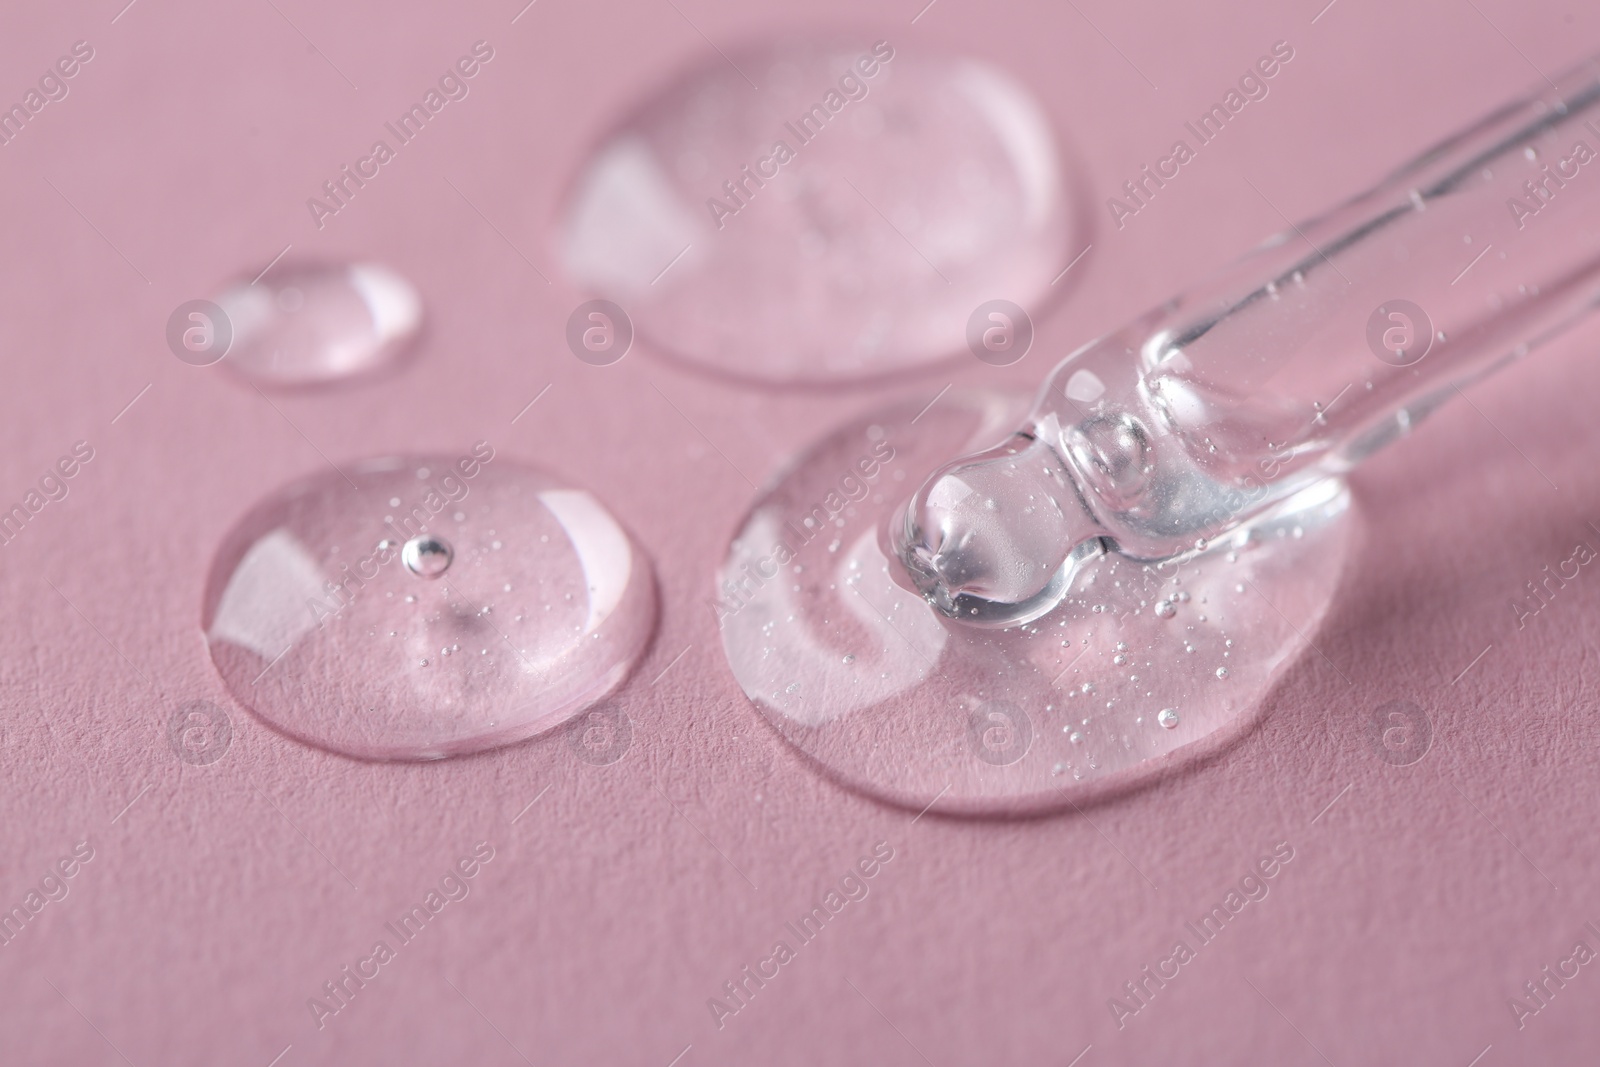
[1, 1, 1598, 1064]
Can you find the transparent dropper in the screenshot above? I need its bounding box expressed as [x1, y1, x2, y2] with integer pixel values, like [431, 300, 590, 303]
[895, 56, 1600, 627]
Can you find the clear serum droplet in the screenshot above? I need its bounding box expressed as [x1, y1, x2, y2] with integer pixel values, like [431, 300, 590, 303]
[203, 454, 657, 759]
[718, 391, 1353, 814]
[211, 261, 422, 389]
[559, 39, 1074, 385]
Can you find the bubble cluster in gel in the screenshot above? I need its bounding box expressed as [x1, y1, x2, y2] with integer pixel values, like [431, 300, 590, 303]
[204, 452, 657, 760]
[561, 38, 1074, 385]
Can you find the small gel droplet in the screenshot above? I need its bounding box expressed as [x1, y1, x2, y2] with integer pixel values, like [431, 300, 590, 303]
[204, 455, 657, 759]
[213, 261, 422, 389]
[1158, 708, 1180, 729]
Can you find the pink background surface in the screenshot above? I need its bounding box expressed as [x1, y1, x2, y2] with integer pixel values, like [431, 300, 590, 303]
[1, 0, 1598, 1063]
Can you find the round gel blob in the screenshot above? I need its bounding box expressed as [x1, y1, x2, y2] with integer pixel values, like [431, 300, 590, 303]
[560, 37, 1076, 385]
[212, 261, 423, 389]
[204, 454, 656, 759]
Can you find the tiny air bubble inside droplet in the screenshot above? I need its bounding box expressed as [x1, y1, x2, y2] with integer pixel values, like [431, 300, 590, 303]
[402, 535, 454, 579]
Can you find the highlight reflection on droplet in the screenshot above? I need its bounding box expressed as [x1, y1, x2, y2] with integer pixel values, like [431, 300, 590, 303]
[213, 261, 422, 389]
[204, 453, 657, 760]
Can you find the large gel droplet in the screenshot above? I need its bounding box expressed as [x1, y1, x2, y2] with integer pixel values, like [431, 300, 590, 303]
[213, 261, 422, 389]
[561, 38, 1076, 385]
[204, 455, 657, 759]
[718, 394, 1355, 815]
